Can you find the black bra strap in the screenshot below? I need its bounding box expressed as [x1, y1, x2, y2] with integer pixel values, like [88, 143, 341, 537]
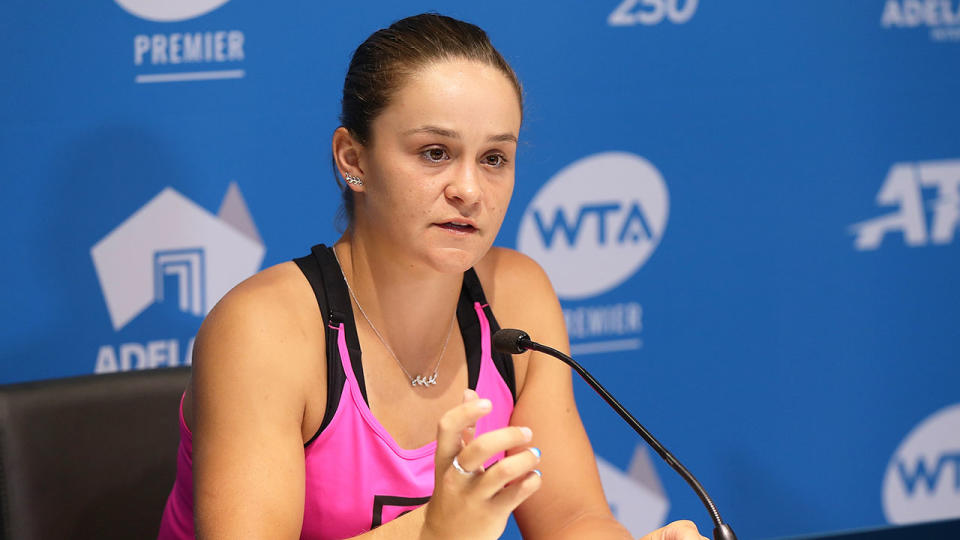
[462, 268, 517, 404]
[310, 245, 368, 405]
[457, 282, 483, 392]
[293, 248, 346, 446]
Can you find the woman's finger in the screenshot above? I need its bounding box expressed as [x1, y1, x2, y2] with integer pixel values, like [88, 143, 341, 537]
[456, 425, 533, 472]
[474, 446, 541, 498]
[657, 520, 707, 540]
[435, 397, 492, 465]
[460, 389, 479, 447]
[490, 468, 542, 512]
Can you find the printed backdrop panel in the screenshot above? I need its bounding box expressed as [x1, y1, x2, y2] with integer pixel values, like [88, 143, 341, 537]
[1, 1, 958, 539]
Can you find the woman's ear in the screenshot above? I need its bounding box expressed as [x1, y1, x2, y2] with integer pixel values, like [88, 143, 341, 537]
[332, 126, 365, 191]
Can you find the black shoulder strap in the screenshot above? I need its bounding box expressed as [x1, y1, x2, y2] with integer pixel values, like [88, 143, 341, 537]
[462, 268, 517, 404]
[293, 250, 329, 321]
[310, 245, 369, 405]
[293, 244, 365, 447]
[457, 278, 483, 392]
[293, 246, 343, 445]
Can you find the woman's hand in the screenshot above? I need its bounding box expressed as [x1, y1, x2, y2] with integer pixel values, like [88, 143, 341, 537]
[420, 390, 543, 540]
[640, 520, 709, 540]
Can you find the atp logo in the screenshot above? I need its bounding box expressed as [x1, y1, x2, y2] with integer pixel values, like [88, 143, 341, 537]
[597, 445, 669, 537]
[850, 159, 960, 250]
[92, 183, 264, 331]
[882, 403, 960, 524]
[114, 0, 231, 22]
[518, 152, 669, 300]
[608, 0, 698, 26]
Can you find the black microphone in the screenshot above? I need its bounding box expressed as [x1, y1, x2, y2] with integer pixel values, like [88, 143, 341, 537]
[493, 328, 737, 540]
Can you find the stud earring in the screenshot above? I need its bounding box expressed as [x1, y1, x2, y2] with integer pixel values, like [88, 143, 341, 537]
[344, 173, 363, 186]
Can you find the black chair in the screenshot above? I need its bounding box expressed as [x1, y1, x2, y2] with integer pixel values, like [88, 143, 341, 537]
[0, 367, 190, 540]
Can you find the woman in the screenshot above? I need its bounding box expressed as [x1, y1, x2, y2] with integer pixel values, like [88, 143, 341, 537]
[159, 13, 708, 540]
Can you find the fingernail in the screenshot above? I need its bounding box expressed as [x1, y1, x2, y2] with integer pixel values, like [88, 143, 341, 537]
[477, 399, 492, 410]
[528, 447, 541, 459]
[519, 426, 532, 440]
[533, 469, 542, 477]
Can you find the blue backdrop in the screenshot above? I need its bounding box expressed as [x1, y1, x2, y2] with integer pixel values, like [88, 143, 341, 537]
[2, 1, 959, 538]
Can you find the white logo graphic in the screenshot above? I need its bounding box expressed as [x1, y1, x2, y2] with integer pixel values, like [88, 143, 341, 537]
[883, 403, 960, 524]
[566, 302, 643, 355]
[134, 31, 245, 68]
[597, 446, 669, 537]
[115, 0, 245, 84]
[609, 0, 698, 26]
[850, 159, 960, 250]
[114, 0, 231, 22]
[518, 152, 669, 300]
[91, 182, 265, 331]
[881, 0, 960, 42]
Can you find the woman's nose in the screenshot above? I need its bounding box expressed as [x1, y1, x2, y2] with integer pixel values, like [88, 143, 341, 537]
[444, 163, 481, 207]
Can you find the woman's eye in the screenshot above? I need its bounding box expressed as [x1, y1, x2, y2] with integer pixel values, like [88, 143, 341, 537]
[422, 148, 449, 163]
[484, 154, 507, 168]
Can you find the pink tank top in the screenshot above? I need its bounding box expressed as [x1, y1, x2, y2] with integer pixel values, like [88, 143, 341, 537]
[158, 246, 516, 539]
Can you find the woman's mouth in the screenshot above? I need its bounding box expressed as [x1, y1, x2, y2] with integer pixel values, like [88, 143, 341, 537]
[436, 220, 478, 234]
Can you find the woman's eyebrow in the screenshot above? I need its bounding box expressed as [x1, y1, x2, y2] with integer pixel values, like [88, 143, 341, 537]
[403, 125, 458, 138]
[403, 125, 517, 144]
[487, 133, 518, 144]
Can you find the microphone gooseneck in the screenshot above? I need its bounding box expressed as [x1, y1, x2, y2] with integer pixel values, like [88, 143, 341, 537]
[492, 328, 737, 540]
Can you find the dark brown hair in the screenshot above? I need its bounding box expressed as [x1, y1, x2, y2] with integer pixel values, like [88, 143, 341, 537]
[334, 13, 523, 229]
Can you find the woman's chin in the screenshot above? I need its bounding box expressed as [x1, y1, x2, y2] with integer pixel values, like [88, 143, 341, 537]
[425, 245, 488, 274]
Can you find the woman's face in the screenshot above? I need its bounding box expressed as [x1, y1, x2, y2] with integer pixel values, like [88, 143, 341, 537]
[354, 58, 522, 273]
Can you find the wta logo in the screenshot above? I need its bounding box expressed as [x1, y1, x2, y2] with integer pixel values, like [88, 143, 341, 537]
[882, 403, 960, 524]
[518, 152, 669, 300]
[114, 0, 231, 22]
[91, 183, 264, 331]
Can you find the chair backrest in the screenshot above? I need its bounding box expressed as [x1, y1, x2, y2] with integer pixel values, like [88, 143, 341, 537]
[0, 367, 190, 540]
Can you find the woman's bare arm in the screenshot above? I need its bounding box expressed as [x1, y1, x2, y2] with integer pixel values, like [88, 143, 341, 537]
[482, 249, 709, 540]
[190, 266, 316, 539]
[480, 249, 632, 539]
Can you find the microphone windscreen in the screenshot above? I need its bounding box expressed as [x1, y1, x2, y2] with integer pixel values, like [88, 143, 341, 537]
[492, 329, 530, 354]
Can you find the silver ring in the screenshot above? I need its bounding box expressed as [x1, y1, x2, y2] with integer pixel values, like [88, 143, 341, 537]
[451, 455, 476, 476]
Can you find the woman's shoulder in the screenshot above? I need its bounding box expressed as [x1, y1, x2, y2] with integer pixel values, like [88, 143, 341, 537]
[474, 247, 565, 394]
[474, 246, 558, 312]
[203, 261, 321, 340]
[187, 261, 326, 418]
[184, 262, 325, 434]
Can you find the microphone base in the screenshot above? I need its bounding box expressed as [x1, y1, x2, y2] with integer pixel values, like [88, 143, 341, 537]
[714, 523, 737, 540]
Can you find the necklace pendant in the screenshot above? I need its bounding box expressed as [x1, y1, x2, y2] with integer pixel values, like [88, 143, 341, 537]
[411, 373, 438, 387]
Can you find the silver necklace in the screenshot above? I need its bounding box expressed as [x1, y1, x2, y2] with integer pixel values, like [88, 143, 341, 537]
[333, 248, 455, 388]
